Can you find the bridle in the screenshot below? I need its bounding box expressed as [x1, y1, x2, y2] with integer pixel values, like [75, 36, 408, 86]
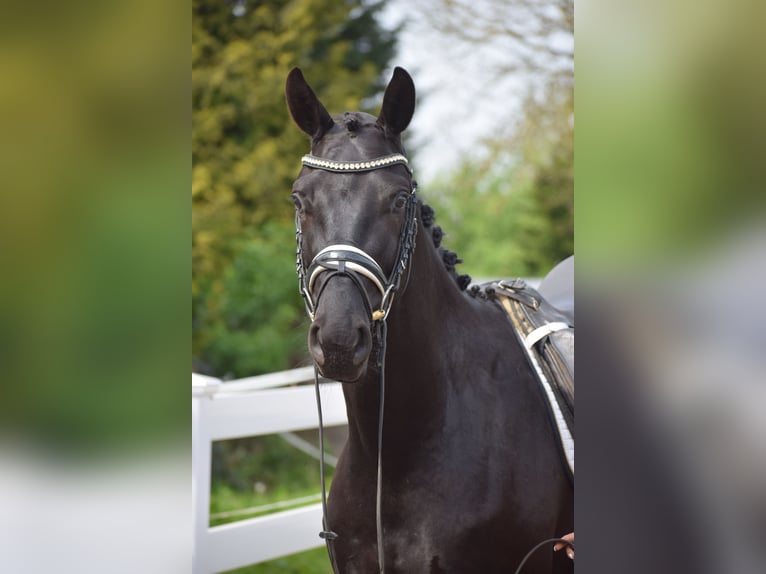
[295, 152, 418, 325]
[293, 151, 418, 574]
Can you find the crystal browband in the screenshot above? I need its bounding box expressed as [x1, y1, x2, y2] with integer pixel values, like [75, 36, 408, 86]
[301, 153, 410, 173]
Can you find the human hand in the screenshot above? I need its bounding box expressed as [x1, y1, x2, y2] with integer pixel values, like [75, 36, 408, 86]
[553, 532, 574, 560]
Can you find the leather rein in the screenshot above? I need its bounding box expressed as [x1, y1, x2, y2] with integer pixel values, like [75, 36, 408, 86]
[294, 152, 418, 574]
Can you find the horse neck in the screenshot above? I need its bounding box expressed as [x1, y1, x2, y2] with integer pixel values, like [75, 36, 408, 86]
[343, 220, 494, 458]
[386, 223, 476, 368]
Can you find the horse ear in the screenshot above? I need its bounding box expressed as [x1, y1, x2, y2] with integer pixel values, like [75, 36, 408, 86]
[377, 67, 415, 137]
[285, 67, 334, 141]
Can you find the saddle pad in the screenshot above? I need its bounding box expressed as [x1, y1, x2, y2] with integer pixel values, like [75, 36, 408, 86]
[490, 279, 574, 481]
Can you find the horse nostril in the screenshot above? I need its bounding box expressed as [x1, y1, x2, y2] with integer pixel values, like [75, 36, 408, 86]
[309, 323, 324, 365]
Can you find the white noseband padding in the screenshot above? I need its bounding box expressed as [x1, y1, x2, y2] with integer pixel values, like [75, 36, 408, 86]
[307, 244, 388, 299]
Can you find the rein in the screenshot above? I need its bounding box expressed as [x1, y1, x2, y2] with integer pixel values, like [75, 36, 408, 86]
[514, 537, 575, 574]
[295, 152, 418, 574]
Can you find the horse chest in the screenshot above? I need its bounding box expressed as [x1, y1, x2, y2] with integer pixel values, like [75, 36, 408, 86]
[336, 508, 483, 574]
[331, 459, 520, 573]
[329, 402, 567, 572]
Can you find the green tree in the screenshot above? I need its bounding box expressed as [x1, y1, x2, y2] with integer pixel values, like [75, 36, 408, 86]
[424, 79, 573, 278]
[193, 0, 398, 376]
[514, 79, 574, 266]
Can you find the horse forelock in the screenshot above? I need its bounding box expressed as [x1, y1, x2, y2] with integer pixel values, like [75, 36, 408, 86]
[342, 111, 365, 133]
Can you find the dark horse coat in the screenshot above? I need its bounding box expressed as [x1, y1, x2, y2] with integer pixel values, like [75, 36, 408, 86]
[286, 67, 573, 573]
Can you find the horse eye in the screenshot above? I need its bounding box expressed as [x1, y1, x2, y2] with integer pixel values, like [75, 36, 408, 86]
[291, 194, 303, 212]
[393, 193, 408, 210]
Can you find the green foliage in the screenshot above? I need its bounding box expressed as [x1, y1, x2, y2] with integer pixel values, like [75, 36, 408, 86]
[202, 225, 309, 377]
[193, 0, 397, 376]
[521, 81, 574, 265]
[423, 81, 573, 278]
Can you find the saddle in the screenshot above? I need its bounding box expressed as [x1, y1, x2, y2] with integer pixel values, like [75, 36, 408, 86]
[485, 256, 574, 480]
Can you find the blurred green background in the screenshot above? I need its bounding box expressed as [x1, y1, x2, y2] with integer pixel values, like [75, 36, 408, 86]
[0, 0, 188, 454]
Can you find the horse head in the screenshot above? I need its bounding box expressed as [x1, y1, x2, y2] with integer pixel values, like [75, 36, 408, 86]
[286, 67, 417, 383]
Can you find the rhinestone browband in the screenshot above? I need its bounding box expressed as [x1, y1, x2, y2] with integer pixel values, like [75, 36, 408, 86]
[301, 153, 410, 173]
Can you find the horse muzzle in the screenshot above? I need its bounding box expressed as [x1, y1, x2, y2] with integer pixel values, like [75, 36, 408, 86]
[308, 278, 374, 383]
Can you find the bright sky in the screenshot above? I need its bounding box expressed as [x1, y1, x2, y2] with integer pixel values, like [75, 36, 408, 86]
[379, 2, 529, 184]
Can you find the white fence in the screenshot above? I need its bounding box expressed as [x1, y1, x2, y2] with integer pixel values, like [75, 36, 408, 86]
[192, 368, 348, 574]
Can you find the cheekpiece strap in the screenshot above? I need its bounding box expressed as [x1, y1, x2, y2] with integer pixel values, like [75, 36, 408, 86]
[301, 153, 410, 174]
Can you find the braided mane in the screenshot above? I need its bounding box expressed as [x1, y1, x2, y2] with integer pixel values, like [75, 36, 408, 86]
[418, 202, 471, 291]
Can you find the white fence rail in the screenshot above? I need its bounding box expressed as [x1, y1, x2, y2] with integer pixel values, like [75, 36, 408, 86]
[192, 368, 347, 574]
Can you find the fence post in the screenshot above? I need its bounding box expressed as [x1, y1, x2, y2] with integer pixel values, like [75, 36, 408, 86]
[192, 374, 221, 574]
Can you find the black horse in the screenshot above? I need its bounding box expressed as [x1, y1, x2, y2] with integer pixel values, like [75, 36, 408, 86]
[286, 67, 573, 573]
